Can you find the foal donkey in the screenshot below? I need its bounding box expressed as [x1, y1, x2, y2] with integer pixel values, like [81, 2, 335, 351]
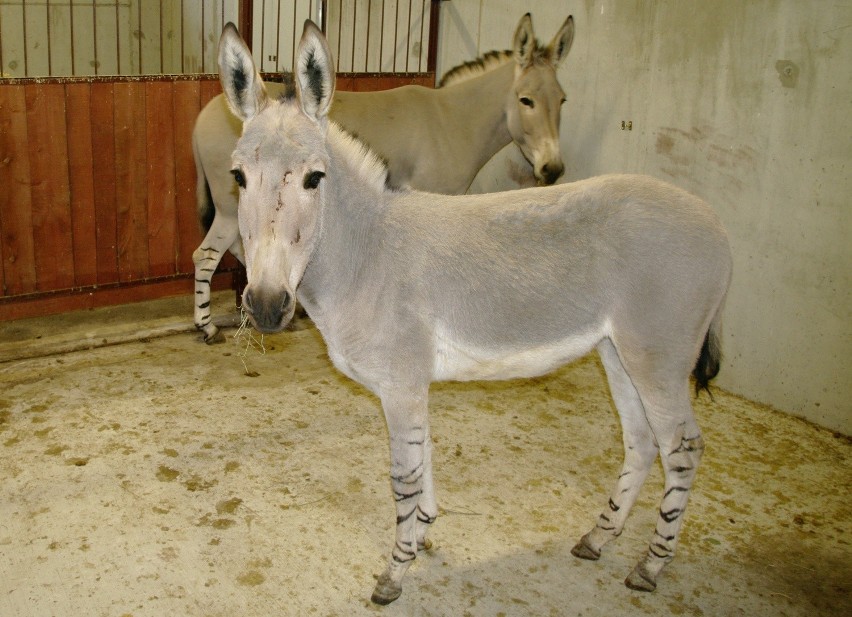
[219, 21, 733, 605]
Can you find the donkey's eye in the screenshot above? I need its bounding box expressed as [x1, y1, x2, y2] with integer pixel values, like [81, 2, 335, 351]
[231, 168, 246, 189]
[519, 96, 535, 108]
[304, 170, 325, 190]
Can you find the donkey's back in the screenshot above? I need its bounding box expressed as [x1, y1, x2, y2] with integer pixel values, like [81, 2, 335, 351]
[371, 174, 730, 384]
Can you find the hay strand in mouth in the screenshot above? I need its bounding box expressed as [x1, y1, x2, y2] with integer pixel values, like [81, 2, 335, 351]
[233, 309, 265, 376]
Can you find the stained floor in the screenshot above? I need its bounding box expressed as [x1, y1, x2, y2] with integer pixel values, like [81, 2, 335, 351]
[0, 293, 849, 617]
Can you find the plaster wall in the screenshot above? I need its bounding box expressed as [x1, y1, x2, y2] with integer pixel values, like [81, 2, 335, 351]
[437, 0, 851, 433]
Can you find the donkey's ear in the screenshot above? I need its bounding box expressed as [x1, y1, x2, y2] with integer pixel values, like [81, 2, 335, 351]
[295, 20, 336, 123]
[547, 15, 574, 67]
[218, 22, 268, 122]
[513, 13, 536, 68]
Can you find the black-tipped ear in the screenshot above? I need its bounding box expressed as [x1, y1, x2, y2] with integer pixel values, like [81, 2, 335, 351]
[548, 15, 574, 67]
[513, 13, 535, 68]
[218, 22, 268, 122]
[295, 20, 335, 123]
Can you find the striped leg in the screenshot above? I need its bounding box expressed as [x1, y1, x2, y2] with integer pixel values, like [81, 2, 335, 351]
[573, 339, 659, 560]
[415, 425, 438, 551]
[192, 215, 241, 344]
[372, 386, 433, 605]
[625, 416, 703, 591]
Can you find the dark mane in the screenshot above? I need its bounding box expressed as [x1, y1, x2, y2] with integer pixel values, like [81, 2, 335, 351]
[439, 50, 513, 88]
[273, 72, 298, 100]
[438, 38, 552, 88]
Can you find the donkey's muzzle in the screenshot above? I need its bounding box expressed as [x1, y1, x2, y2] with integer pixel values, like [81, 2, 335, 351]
[538, 161, 565, 186]
[242, 286, 294, 333]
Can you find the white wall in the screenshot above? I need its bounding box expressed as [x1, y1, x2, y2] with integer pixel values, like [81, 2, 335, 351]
[437, 0, 851, 434]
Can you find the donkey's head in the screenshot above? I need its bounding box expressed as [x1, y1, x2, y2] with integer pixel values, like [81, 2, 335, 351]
[219, 20, 334, 333]
[506, 14, 574, 186]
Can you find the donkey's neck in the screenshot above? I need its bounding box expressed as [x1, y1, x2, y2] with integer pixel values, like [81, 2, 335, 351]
[296, 127, 389, 328]
[436, 60, 515, 184]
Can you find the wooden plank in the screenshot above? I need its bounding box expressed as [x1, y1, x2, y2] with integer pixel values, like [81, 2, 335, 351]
[0, 272, 234, 322]
[0, 86, 37, 297]
[113, 81, 149, 283]
[199, 79, 222, 108]
[26, 83, 75, 292]
[173, 80, 202, 275]
[351, 75, 381, 92]
[89, 82, 120, 286]
[65, 83, 99, 288]
[145, 81, 177, 278]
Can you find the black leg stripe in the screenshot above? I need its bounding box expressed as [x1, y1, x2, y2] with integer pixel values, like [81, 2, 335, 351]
[650, 544, 670, 559]
[660, 508, 683, 523]
[394, 489, 422, 502]
[392, 551, 416, 564]
[608, 498, 620, 512]
[663, 486, 688, 499]
[396, 507, 417, 525]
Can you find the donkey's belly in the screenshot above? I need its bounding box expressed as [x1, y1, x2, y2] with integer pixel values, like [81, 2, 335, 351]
[432, 322, 610, 382]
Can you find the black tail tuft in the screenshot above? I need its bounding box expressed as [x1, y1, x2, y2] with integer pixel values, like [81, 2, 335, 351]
[199, 172, 215, 233]
[693, 330, 721, 397]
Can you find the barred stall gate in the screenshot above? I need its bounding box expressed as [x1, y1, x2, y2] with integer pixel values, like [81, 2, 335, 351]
[0, 0, 441, 321]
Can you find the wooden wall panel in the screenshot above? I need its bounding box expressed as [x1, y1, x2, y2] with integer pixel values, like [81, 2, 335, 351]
[113, 82, 149, 283]
[145, 81, 177, 278]
[0, 86, 37, 297]
[89, 82, 120, 285]
[26, 83, 75, 292]
[173, 80, 204, 274]
[0, 73, 433, 321]
[65, 83, 99, 288]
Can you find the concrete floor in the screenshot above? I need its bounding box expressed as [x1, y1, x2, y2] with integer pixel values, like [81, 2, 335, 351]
[0, 292, 849, 617]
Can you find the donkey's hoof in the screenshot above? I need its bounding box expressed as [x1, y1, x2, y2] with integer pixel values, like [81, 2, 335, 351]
[203, 328, 225, 345]
[418, 538, 433, 551]
[625, 566, 657, 592]
[371, 573, 402, 605]
[571, 538, 601, 561]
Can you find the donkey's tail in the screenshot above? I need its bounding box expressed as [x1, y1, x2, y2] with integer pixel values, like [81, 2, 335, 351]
[693, 295, 726, 397]
[192, 128, 216, 234]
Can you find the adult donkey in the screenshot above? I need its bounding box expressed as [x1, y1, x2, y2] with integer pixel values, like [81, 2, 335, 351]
[219, 20, 732, 605]
[192, 13, 574, 342]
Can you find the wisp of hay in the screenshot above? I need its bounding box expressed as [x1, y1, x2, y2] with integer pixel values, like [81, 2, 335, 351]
[233, 308, 265, 376]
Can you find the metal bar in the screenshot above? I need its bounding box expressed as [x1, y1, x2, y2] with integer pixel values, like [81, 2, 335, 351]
[114, 0, 120, 74]
[47, 0, 53, 76]
[336, 0, 342, 71]
[201, 0, 206, 72]
[426, 0, 439, 73]
[239, 0, 254, 49]
[418, 0, 425, 72]
[0, 4, 4, 76]
[405, 0, 412, 73]
[393, 0, 399, 72]
[180, 0, 185, 73]
[378, 0, 384, 70]
[22, 0, 28, 76]
[138, 0, 143, 74]
[159, 0, 164, 74]
[70, 0, 76, 75]
[292, 0, 298, 72]
[92, 0, 98, 76]
[275, 0, 282, 71]
[351, 0, 357, 73]
[364, 0, 371, 72]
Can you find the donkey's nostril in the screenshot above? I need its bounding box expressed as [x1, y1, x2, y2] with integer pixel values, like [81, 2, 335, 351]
[242, 288, 256, 313]
[540, 162, 564, 185]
